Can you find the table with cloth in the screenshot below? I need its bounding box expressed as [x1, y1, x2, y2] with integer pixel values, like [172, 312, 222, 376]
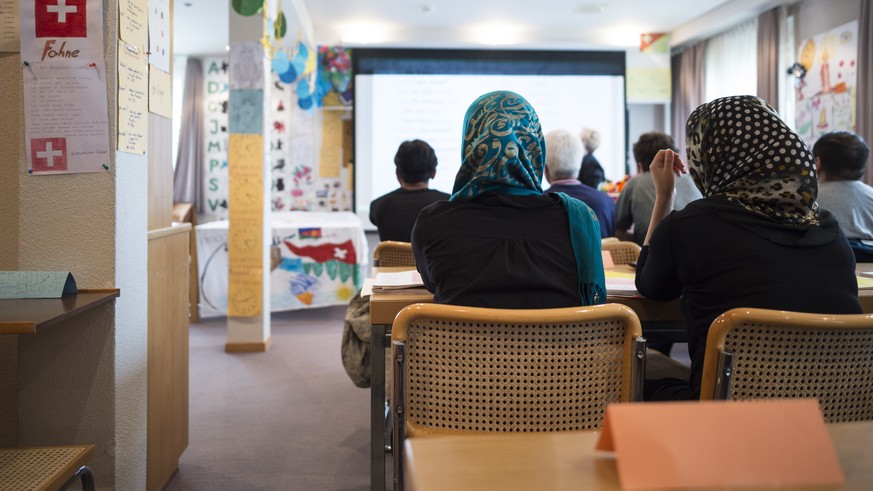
[195, 212, 368, 318]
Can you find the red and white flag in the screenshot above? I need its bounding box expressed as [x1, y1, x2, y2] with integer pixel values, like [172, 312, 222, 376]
[35, 0, 87, 38]
[30, 137, 69, 172]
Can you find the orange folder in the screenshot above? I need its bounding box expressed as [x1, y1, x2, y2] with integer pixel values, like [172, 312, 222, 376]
[595, 399, 844, 490]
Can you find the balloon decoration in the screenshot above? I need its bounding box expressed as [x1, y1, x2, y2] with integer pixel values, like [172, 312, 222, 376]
[271, 40, 354, 110]
[231, 0, 263, 16]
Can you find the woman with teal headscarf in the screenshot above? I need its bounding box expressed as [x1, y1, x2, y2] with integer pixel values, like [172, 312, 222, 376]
[411, 90, 606, 308]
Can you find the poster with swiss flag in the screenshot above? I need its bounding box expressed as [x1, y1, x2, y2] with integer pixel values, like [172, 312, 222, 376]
[20, 0, 110, 174]
[35, 0, 87, 38]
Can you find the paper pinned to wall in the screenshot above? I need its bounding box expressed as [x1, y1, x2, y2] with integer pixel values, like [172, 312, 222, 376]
[228, 133, 265, 315]
[0, 271, 77, 299]
[119, 0, 147, 50]
[227, 267, 262, 317]
[147, 0, 170, 72]
[118, 42, 148, 154]
[148, 64, 171, 117]
[229, 88, 264, 134]
[319, 109, 342, 178]
[0, 0, 19, 52]
[229, 42, 264, 90]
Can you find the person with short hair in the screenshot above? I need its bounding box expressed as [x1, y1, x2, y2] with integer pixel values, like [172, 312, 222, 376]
[544, 129, 616, 238]
[369, 139, 450, 242]
[813, 131, 873, 261]
[412, 90, 605, 308]
[615, 132, 702, 245]
[578, 128, 606, 189]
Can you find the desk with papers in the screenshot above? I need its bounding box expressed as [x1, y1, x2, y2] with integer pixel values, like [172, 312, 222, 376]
[366, 264, 873, 490]
[403, 420, 873, 491]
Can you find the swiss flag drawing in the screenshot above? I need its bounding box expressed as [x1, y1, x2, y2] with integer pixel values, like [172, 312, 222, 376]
[35, 0, 87, 38]
[31, 137, 68, 172]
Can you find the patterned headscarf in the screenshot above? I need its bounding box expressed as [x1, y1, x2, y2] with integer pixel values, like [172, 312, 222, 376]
[451, 91, 545, 200]
[451, 90, 606, 305]
[686, 95, 819, 226]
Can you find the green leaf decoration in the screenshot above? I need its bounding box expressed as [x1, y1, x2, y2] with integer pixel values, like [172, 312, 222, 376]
[339, 262, 351, 282]
[232, 0, 263, 16]
[274, 11, 287, 39]
[303, 263, 312, 275]
[326, 260, 338, 280]
[313, 262, 323, 277]
[353, 265, 362, 289]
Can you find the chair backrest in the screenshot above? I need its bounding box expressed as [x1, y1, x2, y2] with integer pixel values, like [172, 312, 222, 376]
[700, 308, 873, 423]
[390, 302, 645, 489]
[373, 241, 415, 267]
[601, 241, 641, 265]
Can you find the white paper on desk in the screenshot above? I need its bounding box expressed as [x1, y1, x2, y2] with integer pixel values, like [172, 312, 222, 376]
[605, 276, 640, 297]
[0, 271, 77, 299]
[360, 278, 374, 298]
[373, 270, 424, 290]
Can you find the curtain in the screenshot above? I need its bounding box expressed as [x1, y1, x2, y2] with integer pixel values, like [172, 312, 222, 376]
[860, 0, 873, 185]
[757, 8, 780, 106]
[704, 18, 758, 103]
[777, 6, 796, 126]
[173, 57, 205, 211]
[671, 42, 706, 157]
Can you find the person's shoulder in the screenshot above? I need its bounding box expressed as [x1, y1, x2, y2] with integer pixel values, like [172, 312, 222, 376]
[370, 188, 402, 205]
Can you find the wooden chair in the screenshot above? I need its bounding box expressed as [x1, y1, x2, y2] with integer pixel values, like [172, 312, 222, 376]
[601, 236, 619, 243]
[390, 303, 646, 489]
[0, 445, 95, 490]
[373, 241, 415, 267]
[700, 308, 873, 422]
[601, 240, 641, 266]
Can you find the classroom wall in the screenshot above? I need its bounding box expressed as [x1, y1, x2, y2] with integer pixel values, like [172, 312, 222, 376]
[795, 0, 862, 43]
[0, 50, 21, 447]
[626, 103, 668, 175]
[0, 2, 149, 489]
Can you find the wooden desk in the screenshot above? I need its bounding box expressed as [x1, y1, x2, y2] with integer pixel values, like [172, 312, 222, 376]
[404, 421, 873, 491]
[0, 289, 120, 334]
[368, 266, 873, 491]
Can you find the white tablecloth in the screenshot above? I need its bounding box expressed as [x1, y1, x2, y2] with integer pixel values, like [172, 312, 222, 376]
[196, 212, 368, 318]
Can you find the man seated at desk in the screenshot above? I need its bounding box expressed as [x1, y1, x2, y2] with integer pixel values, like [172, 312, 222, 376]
[369, 139, 449, 243]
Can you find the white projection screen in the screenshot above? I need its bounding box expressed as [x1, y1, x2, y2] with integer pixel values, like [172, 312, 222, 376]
[353, 49, 627, 230]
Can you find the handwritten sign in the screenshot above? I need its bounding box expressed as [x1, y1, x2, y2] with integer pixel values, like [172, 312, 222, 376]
[119, 0, 147, 51]
[148, 64, 171, 117]
[117, 42, 147, 154]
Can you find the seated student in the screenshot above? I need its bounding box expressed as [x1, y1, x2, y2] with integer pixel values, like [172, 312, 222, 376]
[813, 131, 873, 262]
[544, 129, 616, 238]
[635, 95, 861, 401]
[615, 132, 702, 245]
[412, 90, 605, 309]
[578, 128, 606, 189]
[369, 139, 450, 242]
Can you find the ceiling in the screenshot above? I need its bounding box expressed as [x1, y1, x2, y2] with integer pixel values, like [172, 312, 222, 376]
[174, 0, 774, 56]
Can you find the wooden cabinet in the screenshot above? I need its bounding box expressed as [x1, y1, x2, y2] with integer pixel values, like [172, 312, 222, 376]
[147, 224, 190, 490]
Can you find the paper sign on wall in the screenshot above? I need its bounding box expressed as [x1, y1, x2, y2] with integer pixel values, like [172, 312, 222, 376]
[118, 42, 148, 154]
[149, 64, 172, 117]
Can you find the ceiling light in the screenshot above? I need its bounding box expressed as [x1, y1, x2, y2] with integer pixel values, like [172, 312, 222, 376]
[575, 3, 607, 14]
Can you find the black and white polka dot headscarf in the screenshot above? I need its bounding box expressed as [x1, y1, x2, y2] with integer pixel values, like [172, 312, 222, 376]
[686, 95, 819, 226]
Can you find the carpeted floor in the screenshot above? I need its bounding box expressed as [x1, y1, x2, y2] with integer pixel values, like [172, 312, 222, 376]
[165, 305, 371, 491]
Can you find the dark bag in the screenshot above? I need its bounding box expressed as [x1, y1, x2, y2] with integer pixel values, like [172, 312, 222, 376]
[341, 292, 372, 388]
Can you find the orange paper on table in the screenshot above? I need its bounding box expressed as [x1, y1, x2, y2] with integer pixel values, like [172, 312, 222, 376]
[601, 250, 615, 269]
[595, 399, 844, 490]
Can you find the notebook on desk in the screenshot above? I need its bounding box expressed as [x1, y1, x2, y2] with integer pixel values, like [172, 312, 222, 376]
[372, 270, 427, 294]
[605, 270, 640, 297]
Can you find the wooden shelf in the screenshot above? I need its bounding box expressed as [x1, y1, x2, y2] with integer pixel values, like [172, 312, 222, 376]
[0, 289, 120, 334]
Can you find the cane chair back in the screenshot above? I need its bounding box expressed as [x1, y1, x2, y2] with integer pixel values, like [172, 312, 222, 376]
[700, 308, 873, 423]
[390, 303, 646, 489]
[373, 241, 415, 267]
[601, 241, 641, 266]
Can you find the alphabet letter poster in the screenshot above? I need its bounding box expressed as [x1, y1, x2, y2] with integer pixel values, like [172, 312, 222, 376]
[20, 0, 110, 174]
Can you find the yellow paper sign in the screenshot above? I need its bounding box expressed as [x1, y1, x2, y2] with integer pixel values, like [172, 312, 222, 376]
[228, 267, 262, 317]
[319, 109, 342, 178]
[148, 64, 172, 118]
[117, 42, 148, 155]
